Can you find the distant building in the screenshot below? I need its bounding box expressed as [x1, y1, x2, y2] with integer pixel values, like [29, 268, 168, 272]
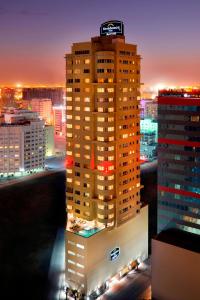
[29, 98, 53, 125]
[0, 108, 45, 177]
[140, 99, 157, 120]
[140, 119, 158, 161]
[22, 87, 65, 106]
[45, 125, 55, 157]
[53, 105, 66, 137]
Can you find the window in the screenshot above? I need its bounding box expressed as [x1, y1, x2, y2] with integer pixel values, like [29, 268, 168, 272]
[84, 78, 90, 83]
[97, 88, 105, 93]
[84, 97, 90, 102]
[84, 59, 90, 64]
[84, 69, 90, 73]
[66, 87, 72, 92]
[84, 116, 90, 121]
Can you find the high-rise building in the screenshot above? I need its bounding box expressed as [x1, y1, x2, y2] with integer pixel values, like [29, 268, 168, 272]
[65, 20, 148, 297]
[152, 88, 200, 300]
[157, 89, 200, 235]
[0, 108, 45, 177]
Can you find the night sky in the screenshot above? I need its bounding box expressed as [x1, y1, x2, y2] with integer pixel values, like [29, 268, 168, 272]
[0, 0, 200, 86]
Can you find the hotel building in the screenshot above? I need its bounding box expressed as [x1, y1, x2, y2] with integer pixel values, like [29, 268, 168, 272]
[0, 109, 45, 177]
[65, 21, 148, 296]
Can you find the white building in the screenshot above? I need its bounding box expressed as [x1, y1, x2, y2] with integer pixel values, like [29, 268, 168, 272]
[45, 125, 55, 157]
[0, 109, 45, 177]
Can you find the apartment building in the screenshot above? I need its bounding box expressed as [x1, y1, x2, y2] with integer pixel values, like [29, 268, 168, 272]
[0, 109, 45, 176]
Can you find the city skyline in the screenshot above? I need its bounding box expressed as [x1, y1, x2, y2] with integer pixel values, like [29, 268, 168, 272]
[1, 0, 200, 86]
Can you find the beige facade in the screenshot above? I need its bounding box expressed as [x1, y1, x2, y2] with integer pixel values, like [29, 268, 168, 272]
[67, 206, 148, 293]
[152, 238, 200, 300]
[65, 28, 146, 295]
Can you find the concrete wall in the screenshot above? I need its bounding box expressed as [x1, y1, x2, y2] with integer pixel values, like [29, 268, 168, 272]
[86, 205, 148, 293]
[152, 239, 200, 300]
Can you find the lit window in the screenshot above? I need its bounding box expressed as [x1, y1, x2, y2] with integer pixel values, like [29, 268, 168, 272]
[68, 259, 75, 265]
[84, 136, 90, 140]
[67, 106, 72, 110]
[77, 272, 84, 277]
[76, 243, 84, 249]
[84, 59, 90, 64]
[107, 88, 114, 93]
[66, 97, 72, 101]
[75, 97, 80, 102]
[84, 78, 90, 83]
[108, 117, 114, 122]
[74, 69, 81, 74]
[68, 269, 75, 274]
[67, 115, 72, 119]
[75, 106, 80, 111]
[84, 107, 90, 112]
[75, 125, 80, 129]
[84, 116, 90, 121]
[84, 154, 90, 159]
[67, 133, 73, 138]
[108, 156, 114, 161]
[75, 180, 80, 185]
[66, 124, 72, 128]
[84, 145, 90, 150]
[67, 178, 72, 183]
[84, 174, 90, 178]
[108, 127, 114, 132]
[84, 97, 90, 102]
[66, 87, 72, 92]
[68, 250, 75, 256]
[97, 127, 104, 132]
[75, 153, 80, 158]
[108, 107, 114, 112]
[97, 88, 105, 93]
[97, 117, 105, 122]
[84, 87, 90, 92]
[75, 116, 80, 120]
[75, 144, 80, 148]
[77, 263, 84, 269]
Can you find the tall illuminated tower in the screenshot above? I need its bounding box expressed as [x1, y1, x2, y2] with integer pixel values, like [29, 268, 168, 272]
[65, 21, 148, 297]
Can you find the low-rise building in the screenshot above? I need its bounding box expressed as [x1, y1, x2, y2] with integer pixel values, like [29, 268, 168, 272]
[0, 108, 45, 177]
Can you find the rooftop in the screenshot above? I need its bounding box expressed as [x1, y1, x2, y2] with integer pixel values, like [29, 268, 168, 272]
[155, 228, 200, 253]
[159, 88, 200, 98]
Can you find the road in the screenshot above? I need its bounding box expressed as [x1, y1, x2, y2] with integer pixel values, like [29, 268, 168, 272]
[47, 228, 66, 300]
[99, 260, 151, 300]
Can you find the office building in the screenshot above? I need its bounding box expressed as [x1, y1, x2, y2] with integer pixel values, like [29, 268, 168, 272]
[0, 108, 45, 177]
[157, 89, 200, 235]
[152, 89, 200, 300]
[65, 20, 148, 297]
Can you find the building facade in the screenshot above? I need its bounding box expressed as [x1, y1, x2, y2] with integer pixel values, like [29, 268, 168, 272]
[0, 109, 45, 177]
[157, 89, 200, 235]
[29, 98, 53, 125]
[65, 21, 148, 297]
[22, 87, 64, 106]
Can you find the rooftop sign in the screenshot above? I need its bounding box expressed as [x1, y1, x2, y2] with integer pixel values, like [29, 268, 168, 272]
[100, 20, 124, 36]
